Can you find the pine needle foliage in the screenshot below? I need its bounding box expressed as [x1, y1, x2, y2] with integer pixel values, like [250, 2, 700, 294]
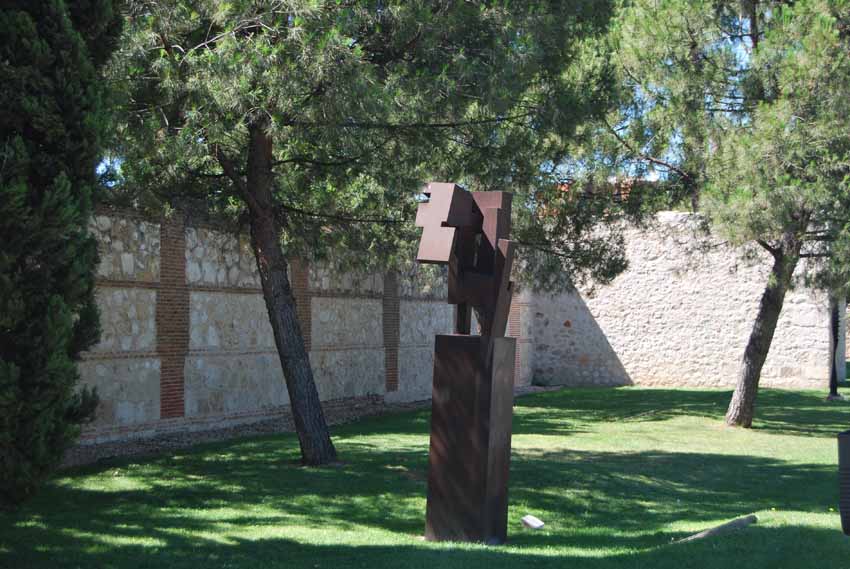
[0, 0, 123, 506]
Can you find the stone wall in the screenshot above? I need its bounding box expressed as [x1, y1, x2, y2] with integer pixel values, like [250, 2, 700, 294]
[80, 210, 472, 443]
[82, 212, 162, 436]
[528, 212, 844, 389]
[79, 209, 843, 443]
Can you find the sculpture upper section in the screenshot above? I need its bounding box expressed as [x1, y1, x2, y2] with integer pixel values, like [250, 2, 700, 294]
[415, 182, 514, 338]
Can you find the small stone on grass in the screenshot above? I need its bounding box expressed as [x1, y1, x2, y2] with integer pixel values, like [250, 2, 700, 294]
[521, 515, 545, 529]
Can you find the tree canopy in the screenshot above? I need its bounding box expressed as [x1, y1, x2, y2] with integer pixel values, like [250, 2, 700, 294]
[583, 0, 850, 426]
[704, 0, 850, 292]
[112, 0, 628, 463]
[112, 0, 628, 286]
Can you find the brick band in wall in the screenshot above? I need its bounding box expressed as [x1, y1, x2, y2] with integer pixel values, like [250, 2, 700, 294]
[156, 215, 190, 419]
[290, 258, 312, 352]
[383, 272, 400, 391]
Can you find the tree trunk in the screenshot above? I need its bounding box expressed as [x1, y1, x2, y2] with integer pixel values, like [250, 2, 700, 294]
[829, 295, 842, 399]
[239, 118, 337, 465]
[725, 235, 801, 427]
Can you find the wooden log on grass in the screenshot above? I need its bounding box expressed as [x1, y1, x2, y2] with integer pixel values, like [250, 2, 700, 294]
[676, 514, 758, 543]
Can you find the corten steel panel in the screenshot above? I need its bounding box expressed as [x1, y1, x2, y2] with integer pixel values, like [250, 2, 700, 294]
[425, 334, 516, 544]
[839, 430, 850, 535]
[415, 183, 482, 264]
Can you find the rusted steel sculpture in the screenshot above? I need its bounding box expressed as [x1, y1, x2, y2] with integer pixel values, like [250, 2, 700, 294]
[839, 430, 850, 534]
[415, 182, 516, 544]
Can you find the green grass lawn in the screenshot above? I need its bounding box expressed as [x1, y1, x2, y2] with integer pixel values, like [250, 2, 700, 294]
[2, 388, 850, 568]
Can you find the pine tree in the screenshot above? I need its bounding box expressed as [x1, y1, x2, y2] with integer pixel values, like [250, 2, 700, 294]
[585, 0, 850, 426]
[0, 0, 123, 506]
[704, 1, 850, 425]
[112, 1, 622, 465]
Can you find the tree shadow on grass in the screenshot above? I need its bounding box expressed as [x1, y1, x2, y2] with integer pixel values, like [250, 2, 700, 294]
[338, 388, 732, 439]
[509, 388, 728, 437]
[751, 390, 850, 437]
[3, 387, 849, 568]
[0, 439, 842, 569]
[2, 518, 848, 569]
[512, 388, 850, 438]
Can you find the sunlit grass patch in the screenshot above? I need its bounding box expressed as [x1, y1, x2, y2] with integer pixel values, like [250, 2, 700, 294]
[2, 387, 849, 568]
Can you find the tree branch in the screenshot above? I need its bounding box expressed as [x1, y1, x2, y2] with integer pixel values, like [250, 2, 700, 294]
[515, 241, 579, 259]
[277, 202, 406, 225]
[213, 145, 259, 211]
[283, 112, 534, 131]
[604, 120, 693, 182]
[756, 239, 781, 259]
[272, 135, 394, 169]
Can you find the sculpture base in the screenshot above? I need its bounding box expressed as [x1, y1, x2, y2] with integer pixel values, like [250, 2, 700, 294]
[425, 335, 516, 544]
[839, 430, 850, 535]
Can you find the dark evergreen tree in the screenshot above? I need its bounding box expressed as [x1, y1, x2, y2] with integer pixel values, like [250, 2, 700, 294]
[0, 0, 123, 507]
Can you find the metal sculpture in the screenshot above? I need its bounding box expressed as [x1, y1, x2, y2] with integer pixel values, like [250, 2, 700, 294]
[415, 182, 516, 544]
[839, 430, 850, 534]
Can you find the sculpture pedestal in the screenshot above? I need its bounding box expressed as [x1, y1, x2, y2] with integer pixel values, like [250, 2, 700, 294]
[425, 334, 516, 544]
[839, 430, 850, 535]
